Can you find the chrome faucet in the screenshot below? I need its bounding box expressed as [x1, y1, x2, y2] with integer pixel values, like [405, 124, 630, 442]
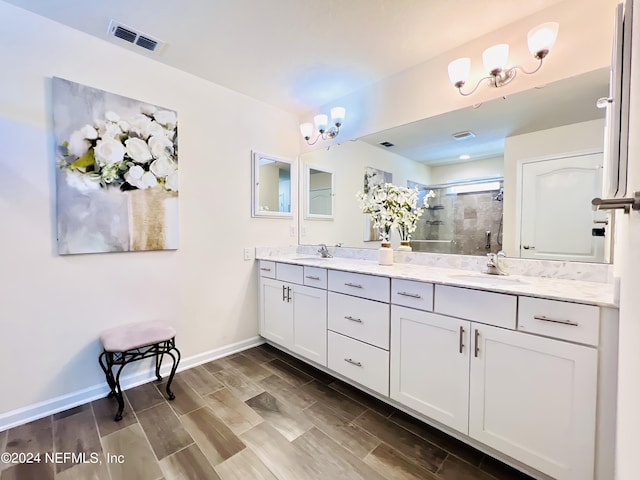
[486, 251, 507, 275]
[318, 244, 333, 258]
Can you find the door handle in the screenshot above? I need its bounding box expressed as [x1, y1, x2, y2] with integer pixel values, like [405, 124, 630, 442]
[591, 192, 640, 214]
[522, 245, 535, 250]
[459, 326, 465, 354]
[282, 285, 287, 302]
[474, 329, 480, 358]
[286, 286, 292, 302]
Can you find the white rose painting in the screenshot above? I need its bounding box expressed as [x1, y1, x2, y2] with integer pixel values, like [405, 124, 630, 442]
[52, 77, 179, 254]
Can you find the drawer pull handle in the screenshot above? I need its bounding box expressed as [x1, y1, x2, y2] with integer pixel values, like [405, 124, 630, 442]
[397, 291, 422, 299]
[305, 275, 321, 280]
[459, 326, 465, 354]
[533, 315, 579, 327]
[474, 329, 480, 358]
[344, 282, 363, 288]
[344, 358, 363, 367]
[344, 315, 363, 323]
[260, 267, 272, 272]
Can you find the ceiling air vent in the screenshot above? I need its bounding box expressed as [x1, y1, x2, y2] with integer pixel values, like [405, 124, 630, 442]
[451, 130, 476, 141]
[379, 141, 395, 147]
[107, 20, 164, 53]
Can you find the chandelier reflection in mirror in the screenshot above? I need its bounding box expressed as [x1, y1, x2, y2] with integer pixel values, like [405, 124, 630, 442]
[448, 22, 559, 97]
[300, 107, 346, 145]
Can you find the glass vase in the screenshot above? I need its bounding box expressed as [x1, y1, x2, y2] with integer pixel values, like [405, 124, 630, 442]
[398, 241, 412, 252]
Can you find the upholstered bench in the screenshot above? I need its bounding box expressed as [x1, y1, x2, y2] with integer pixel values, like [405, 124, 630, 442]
[98, 320, 181, 421]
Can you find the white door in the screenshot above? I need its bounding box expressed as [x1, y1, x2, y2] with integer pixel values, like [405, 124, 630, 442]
[469, 324, 597, 480]
[616, 1, 640, 477]
[390, 305, 470, 434]
[260, 278, 293, 347]
[291, 284, 327, 366]
[520, 153, 606, 262]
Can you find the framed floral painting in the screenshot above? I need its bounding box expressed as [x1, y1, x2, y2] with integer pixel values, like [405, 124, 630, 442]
[52, 78, 178, 254]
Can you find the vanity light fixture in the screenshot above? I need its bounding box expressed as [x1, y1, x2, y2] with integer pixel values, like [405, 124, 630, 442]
[448, 22, 559, 96]
[300, 107, 346, 145]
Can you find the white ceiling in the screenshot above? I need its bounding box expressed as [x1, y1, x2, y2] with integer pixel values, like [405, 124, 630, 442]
[4, 0, 567, 115]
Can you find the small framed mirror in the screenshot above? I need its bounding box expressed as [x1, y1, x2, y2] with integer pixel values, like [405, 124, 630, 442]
[305, 165, 334, 219]
[252, 151, 293, 218]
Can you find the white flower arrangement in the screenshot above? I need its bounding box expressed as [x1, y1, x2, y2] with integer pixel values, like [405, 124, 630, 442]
[357, 183, 435, 242]
[58, 105, 178, 193]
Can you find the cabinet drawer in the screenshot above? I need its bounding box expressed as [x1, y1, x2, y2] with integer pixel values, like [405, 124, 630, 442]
[328, 270, 390, 302]
[328, 292, 390, 349]
[303, 266, 327, 289]
[259, 260, 276, 278]
[328, 331, 389, 396]
[276, 263, 303, 285]
[518, 297, 600, 346]
[434, 285, 516, 329]
[391, 279, 433, 311]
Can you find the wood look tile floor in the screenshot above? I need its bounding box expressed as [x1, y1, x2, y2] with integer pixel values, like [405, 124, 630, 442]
[0, 345, 536, 480]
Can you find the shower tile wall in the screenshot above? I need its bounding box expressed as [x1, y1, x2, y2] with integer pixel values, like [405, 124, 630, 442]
[413, 184, 503, 256]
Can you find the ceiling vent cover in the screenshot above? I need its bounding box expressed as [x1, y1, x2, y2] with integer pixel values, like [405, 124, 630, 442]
[107, 20, 164, 52]
[451, 130, 476, 141]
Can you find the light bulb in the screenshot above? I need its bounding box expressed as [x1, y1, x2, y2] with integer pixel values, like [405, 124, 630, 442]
[483, 44, 509, 74]
[330, 107, 345, 127]
[314, 114, 328, 132]
[528, 22, 559, 59]
[448, 58, 471, 87]
[299, 123, 313, 139]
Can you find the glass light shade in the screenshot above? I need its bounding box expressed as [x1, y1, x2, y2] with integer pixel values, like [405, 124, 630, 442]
[527, 22, 559, 57]
[330, 107, 345, 126]
[314, 114, 328, 132]
[482, 44, 509, 73]
[448, 58, 471, 86]
[299, 122, 314, 138]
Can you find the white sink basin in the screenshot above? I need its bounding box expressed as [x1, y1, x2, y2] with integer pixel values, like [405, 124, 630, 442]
[448, 273, 526, 286]
[290, 256, 332, 262]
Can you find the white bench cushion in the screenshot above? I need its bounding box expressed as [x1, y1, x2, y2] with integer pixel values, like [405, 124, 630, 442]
[100, 320, 176, 352]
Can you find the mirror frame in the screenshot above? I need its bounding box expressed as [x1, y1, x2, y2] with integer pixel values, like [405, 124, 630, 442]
[251, 150, 294, 218]
[304, 164, 335, 220]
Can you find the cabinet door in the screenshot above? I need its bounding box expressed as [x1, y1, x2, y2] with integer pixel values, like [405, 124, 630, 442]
[390, 306, 470, 434]
[260, 278, 293, 347]
[469, 324, 597, 480]
[292, 284, 327, 366]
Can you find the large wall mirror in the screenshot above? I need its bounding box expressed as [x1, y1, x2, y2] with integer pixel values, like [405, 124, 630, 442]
[252, 150, 293, 218]
[299, 67, 613, 263]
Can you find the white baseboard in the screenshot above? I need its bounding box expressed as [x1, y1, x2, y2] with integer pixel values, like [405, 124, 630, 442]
[0, 336, 264, 432]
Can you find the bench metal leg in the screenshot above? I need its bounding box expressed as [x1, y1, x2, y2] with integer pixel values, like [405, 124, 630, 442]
[99, 337, 181, 421]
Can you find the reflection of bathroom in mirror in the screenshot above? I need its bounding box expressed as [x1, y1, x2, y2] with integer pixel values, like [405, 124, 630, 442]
[299, 67, 612, 263]
[252, 151, 293, 217]
[305, 166, 334, 219]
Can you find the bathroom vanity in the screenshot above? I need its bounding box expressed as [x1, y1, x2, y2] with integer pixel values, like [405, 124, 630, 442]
[256, 251, 617, 480]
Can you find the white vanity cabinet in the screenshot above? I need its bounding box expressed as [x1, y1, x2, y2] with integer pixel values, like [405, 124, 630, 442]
[390, 305, 471, 433]
[391, 283, 600, 480]
[259, 261, 327, 366]
[327, 270, 391, 396]
[258, 259, 615, 480]
[469, 323, 597, 480]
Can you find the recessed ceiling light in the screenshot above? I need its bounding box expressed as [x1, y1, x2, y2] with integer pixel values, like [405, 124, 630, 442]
[459, 154, 471, 160]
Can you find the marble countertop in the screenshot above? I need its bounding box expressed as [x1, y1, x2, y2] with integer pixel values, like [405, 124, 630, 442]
[257, 253, 617, 308]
